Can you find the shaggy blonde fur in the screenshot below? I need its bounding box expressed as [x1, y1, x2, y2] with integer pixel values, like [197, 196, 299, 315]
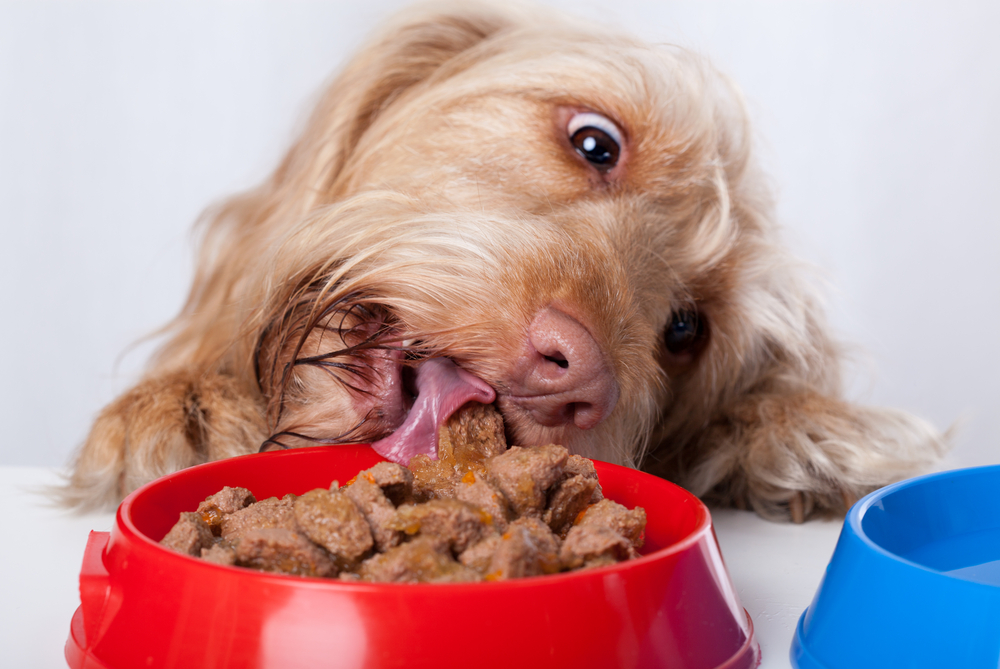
[63, 2, 945, 521]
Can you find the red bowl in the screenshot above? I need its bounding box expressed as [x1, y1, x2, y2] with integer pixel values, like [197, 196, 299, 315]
[65, 446, 759, 669]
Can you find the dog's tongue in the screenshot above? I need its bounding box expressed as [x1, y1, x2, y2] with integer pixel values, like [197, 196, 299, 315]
[370, 358, 495, 465]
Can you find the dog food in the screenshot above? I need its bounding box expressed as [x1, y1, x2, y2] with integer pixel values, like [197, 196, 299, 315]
[161, 404, 646, 582]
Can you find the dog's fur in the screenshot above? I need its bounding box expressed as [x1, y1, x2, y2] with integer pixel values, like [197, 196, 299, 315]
[63, 3, 945, 521]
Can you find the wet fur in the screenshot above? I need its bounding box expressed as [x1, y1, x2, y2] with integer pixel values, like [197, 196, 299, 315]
[62, 3, 945, 520]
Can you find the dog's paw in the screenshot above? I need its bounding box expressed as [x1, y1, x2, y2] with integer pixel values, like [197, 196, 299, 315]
[785, 488, 862, 524]
[684, 392, 946, 522]
[733, 487, 860, 524]
[717, 476, 863, 523]
[61, 369, 266, 509]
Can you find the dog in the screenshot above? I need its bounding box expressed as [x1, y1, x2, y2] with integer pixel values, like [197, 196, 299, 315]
[63, 2, 945, 522]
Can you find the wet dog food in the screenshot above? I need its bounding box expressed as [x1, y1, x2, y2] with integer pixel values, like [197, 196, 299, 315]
[161, 404, 647, 582]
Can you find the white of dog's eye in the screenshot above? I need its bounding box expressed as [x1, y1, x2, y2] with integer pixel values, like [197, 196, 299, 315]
[567, 112, 622, 145]
[567, 112, 623, 172]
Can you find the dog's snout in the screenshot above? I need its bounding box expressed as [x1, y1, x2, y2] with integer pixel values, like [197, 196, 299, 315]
[512, 307, 619, 430]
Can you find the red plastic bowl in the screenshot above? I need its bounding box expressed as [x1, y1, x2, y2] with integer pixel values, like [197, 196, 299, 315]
[66, 446, 759, 669]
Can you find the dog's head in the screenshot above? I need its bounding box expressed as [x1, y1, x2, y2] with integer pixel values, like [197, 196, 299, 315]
[182, 4, 826, 478]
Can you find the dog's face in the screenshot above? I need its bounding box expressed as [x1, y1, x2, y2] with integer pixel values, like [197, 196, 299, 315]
[65, 4, 942, 519]
[252, 21, 767, 471]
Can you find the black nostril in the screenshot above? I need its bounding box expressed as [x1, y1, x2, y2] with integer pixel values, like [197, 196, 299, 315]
[544, 353, 569, 369]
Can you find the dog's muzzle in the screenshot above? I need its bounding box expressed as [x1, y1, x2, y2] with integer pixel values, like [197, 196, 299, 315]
[368, 306, 619, 464]
[506, 306, 620, 430]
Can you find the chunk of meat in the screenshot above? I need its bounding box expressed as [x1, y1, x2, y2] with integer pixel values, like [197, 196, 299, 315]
[360, 461, 414, 506]
[458, 535, 502, 574]
[485, 517, 561, 580]
[391, 499, 490, 555]
[437, 402, 507, 474]
[200, 543, 236, 566]
[564, 455, 603, 502]
[409, 402, 508, 502]
[343, 476, 403, 552]
[356, 537, 481, 583]
[161, 511, 214, 556]
[234, 528, 336, 577]
[544, 475, 599, 536]
[408, 454, 458, 502]
[577, 499, 646, 548]
[196, 486, 256, 533]
[485, 444, 568, 517]
[293, 489, 373, 565]
[455, 470, 511, 532]
[220, 496, 297, 542]
[559, 524, 635, 570]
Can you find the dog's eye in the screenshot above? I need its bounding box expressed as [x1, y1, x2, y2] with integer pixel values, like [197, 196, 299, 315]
[664, 310, 706, 356]
[568, 112, 622, 173]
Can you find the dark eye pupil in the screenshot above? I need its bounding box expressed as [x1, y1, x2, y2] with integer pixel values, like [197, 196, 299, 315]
[571, 127, 620, 172]
[665, 310, 705, 355]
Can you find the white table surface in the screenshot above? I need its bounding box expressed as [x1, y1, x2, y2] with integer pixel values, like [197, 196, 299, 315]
[0, 466, 843, 669]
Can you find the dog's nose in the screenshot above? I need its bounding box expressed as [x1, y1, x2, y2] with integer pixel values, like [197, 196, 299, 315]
[515, 307, 619, 430]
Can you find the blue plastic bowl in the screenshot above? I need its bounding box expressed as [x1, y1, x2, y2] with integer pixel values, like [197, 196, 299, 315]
[791, 465, 1000, 668]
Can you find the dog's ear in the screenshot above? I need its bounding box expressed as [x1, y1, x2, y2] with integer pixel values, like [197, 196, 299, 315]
[647, 252, 948, 522]
[633, 62, 948, 522]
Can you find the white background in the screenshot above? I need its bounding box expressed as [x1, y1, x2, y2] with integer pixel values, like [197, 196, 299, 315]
[1, 0, 997, 472]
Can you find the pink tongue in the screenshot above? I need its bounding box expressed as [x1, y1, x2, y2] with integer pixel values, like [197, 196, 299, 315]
[370, 358, 495, 465]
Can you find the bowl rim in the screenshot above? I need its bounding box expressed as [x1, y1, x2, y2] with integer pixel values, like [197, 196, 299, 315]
[115, 444, 715, 591]
[848, 463, 1000, 588]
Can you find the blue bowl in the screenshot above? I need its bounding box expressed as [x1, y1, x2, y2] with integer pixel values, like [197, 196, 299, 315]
[791, 465, 1000, 668]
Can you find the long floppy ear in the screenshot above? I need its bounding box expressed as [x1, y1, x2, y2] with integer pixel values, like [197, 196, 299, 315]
[635, 54, 948, 522]
[151, 2, 526, 376]
[646, 243, 947, 522]
[61, 4, 524, 509]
